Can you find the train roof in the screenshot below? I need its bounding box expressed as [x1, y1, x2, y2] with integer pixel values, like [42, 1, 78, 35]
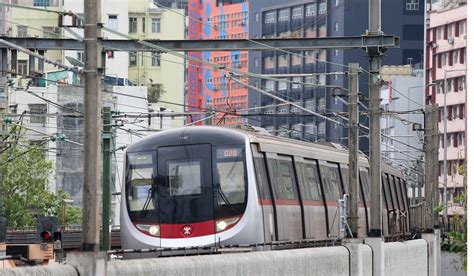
[126, 126, 403, 178]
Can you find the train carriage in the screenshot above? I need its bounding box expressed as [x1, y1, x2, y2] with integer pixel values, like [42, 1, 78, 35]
[121, 126, 409, 249]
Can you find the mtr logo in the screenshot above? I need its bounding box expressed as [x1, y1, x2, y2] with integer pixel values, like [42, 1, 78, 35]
[182, 225, 194, 237]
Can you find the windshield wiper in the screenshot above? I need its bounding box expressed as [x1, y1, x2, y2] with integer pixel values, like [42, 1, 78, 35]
[140, 183, 156, 218]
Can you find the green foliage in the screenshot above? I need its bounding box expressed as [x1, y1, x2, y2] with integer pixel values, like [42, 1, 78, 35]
[433, 202, 444, 213]
[1, 141, 81, 228]
[441, 164, 467, 272]
[147, 83, 166, 103]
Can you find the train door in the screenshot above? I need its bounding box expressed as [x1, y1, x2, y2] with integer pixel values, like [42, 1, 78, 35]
[266, 153, 304, 241]
[319, 161, 343, 239]
[394, 177, 407, 234]
[251, 145, 277, 243]
[359, 168, 370, 237]
[338, 164, 366, 238]
[156, 144, 215, 244]
[382, 173, 395, 236]
[294, 157, 327, 240]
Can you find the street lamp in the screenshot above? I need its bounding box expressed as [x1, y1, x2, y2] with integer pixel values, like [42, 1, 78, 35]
[442, 69, 466, 220]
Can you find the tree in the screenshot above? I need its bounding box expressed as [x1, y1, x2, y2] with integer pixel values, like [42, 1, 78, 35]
[147, 83, 166, 103]
[441, 164, 467, 272]
[1, 140, 81, 228]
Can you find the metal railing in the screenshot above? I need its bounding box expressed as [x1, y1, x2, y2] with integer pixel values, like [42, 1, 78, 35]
[409, 201, 426, 232]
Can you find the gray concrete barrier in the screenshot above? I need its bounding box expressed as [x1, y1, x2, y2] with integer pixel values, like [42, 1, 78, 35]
[0, 264, 77, 276]
[108, 246, 350, 276]
[384, 239, 428, 276]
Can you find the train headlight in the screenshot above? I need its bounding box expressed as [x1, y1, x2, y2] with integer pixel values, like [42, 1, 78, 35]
[135, 224, 160, 237]
[215, 216, 240, 232]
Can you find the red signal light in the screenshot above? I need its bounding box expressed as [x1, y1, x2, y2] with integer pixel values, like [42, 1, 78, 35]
[40, 231, 53, 242]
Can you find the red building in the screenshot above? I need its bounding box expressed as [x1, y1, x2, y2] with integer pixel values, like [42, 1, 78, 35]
[188, 0, 249, 125]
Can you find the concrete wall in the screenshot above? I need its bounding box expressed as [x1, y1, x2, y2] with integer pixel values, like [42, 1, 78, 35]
[108, 247, 350, 276]
[0, 239, 434, 276]
[384, 239, 428, 276]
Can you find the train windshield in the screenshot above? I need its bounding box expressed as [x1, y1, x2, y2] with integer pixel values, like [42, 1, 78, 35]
[214, 146, 247, 219]
[126, 152, 158, 222]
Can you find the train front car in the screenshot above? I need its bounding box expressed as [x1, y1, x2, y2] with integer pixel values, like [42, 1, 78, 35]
[121, 127, 262, 249]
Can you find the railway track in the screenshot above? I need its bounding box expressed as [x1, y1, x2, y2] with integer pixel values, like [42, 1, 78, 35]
[5, 229, 122, 250]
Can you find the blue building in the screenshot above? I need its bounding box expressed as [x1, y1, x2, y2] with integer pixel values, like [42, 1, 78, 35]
[248, 0, 424, 151]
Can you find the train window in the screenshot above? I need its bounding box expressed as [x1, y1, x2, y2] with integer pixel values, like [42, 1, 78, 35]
[303, 162, 322, 201]
[126, 152, 156, 213]
[279, 161, 297, 200]
[382, 174, 393, 210]
[340, 166, 349, 194]
[215, 147, 246, 205]
[319, 162, 341, 201]
[388, 175, 400, 210]
[401, 180, 409, 210]
[360, 169, 370, 204]
[394, 177, 405, 211]
[254, 157, 272, 200]
[167, 160, 202, 196]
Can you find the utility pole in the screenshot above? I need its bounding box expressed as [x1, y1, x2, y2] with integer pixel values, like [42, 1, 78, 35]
[425, 105, 440, 229]
[101, 107, 112, 251]
[348, 63, 359, 238]
[0, 47, 7, 246]
[82, 0, 102, 252]
[367, 0, 383, 237]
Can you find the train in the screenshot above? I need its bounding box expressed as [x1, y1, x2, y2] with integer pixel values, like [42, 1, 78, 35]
[121, 126, 409, 249]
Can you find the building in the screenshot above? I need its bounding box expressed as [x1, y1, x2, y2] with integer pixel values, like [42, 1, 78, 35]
[248, 0, 425, 148]
[425, 0, 466, 216]
[128, 0, 186, 128]
[187, 0, 249, 126]
[380, 65, 424, 200]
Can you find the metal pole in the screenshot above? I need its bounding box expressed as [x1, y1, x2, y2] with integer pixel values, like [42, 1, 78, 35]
[367, 0, 383, 237]
[101, 107, 111, 251]
[82, 0, 102, 252]
[442, 70, 448, 221]
[348, 63, 359, 238]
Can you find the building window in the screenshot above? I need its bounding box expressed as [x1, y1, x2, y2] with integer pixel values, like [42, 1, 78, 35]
[151, 18, 161, 33]
[335, 0, 340, 6]
[43, 26, 60, 38]
[141, 17, 146, 33]
[437, 27, 443, 40]
[453, 50, 459, 63]
[264, 11, 275, 23]
[448, 23, 453, 39]
[319, 2, 327, 14]
[254, 58, 259, 67]
[277, 55, 288, 67]
[34, 0, 50, 6]
[29, 104, 47, 124]
[255, 13, 259, 22]
[278, 9, 289, 21]
[108, 15, 118, 30]
[152, 52, 160, 67]
[442, 53, 447, 66]
[129, 17, 137, 33]
[334, 22, 338, 32]
[77, 51, 85, 63]
[129, 52, 137, 66]
[406, 0, 419, 10]
[292, 7, 303, 19]
[264, 80, 275, 91]
[263, 56, 275, 69]
[458, 21, 465, 35]
[17, 60, 28, 76]
[277, 81, 287, 91]
[292, 77, 302, 89]
[17, 25, 27, 38]
[334, 49, 339, 56]
[306, 4, 316, 16]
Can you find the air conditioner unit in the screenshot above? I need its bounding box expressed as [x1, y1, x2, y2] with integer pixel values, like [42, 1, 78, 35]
[448, 38, 454, 44]
[432, 43, 438, 49]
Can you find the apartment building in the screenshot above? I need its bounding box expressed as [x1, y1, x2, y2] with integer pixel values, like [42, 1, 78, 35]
[128, 0, 186, 127]
[187, 0, 249, 126]
[425, 1, 466, 216]
[248, 0, 425, 148]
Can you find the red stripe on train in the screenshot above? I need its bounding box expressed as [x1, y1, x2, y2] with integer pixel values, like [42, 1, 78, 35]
[160, 220, 215, 239]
